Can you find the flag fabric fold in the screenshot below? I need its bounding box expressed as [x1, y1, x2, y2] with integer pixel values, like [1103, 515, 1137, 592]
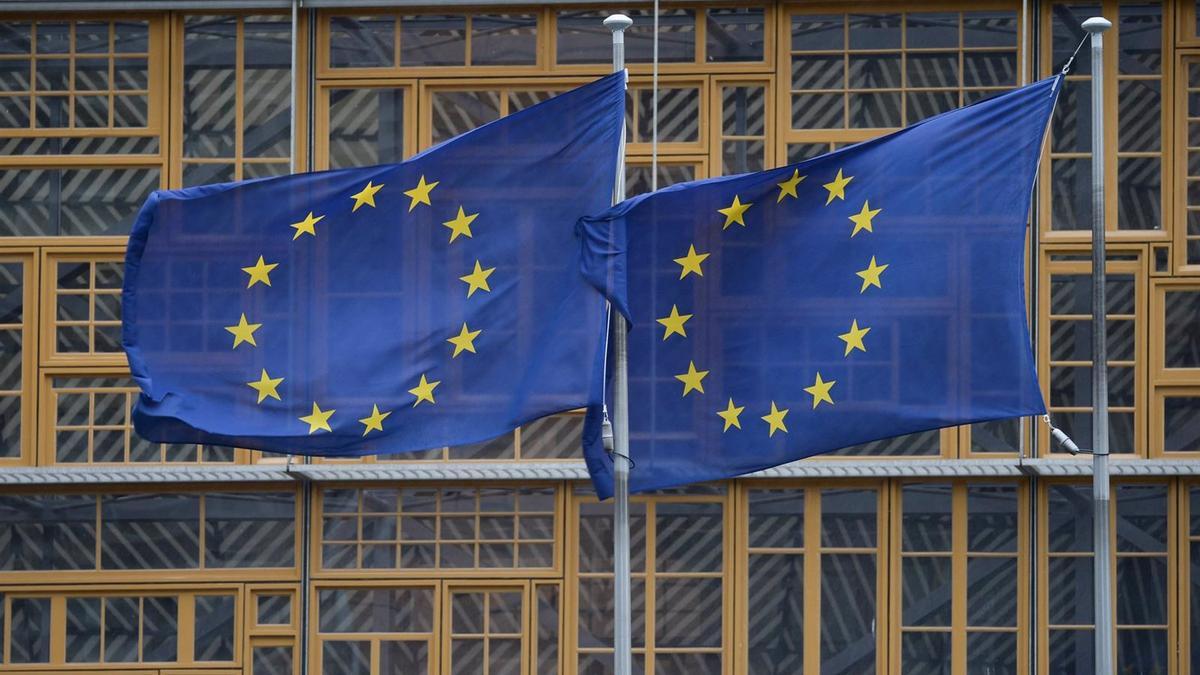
[580, 76, 1060, 497]
[124, 71, 625, 456]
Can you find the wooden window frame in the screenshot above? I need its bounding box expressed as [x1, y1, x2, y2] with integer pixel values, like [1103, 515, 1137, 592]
[0, 249, 38, 467]
[566, 482, 733, 675]
[0, 484, 302, 583]
[1151, 385, 1200, 458]
[416, 76, 589, 151]
[313, 78, 418, 170]
[888, 479, 1030, 674]
[169, 12, 309, 188]
[0, 582, 245, 668]
[1036, 244, 1149, 457]
[712, 73, 775, 174]
[734, 479, 888, 675]
[308, 579, 441, 675]
[1178, 1, 1200, 47]
[441, 581, 532, 675]
[628, 74, 710, 156]
[1174, 50, 1200, 273]
[776, 2, 1027, 157]
[312, 482, 565, 579]
[1039, 0, 1173, 243]
[38, 246, 126, 368]
[1036, 478, 1179, 674]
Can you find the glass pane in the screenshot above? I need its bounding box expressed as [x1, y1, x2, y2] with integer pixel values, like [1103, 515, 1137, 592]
[1047, 484, 1093, 552]
[101, 493, 200, 569]
[967, 485, 1018, 552]
[1117, 156, 1161, 230]
[401, 15, 465, 66]
[66, 596, 101, 662]
[143, 595, 177, 662]
[820, 553, 876, 673]
[329, 16, 393, 68]
[747, 488, 803, 549]
[971, 418, 1021, 453]
[639, 86, 699, 143]
[103, 596, 137, 662]
[901, 555, 951, 626]
[536, 585, 559, 674]
[1116, 556, 1166, 626]
[1164, 290, 1200, 368]
[821, 488, 877, 548]
[1118, 3, 1162, 75]
[706, 8, 764, 62]
[430, 90, 499, 144]
[967, 632, 1017, 674]
[328, 88, 405, 169]
[1117, 629, 1168, 673]
[243, 16, 291, 159]
[205, 492, 296, 568]
[966, 557, 1017, 626]
[655, 577, 721, 647]
[253, 645, 294, 675]
[901, 483, 952, 551]
[1051, 158, 1092, 230]
[1048, 556, 1093, 625]
[183, 16, 236, 159]
[1049, 629, 1094, 673]
[319, 587, 434, 633]
[520, 413, 583, 459]
[323, 640, 370, 675]
[381, 641, 428, 673]
[901, 631, 950, 671]
[0, 493, 96, 571]
[748, 554, 803, 672]
[656, 501, 722, 572]
[194, 594, 235, 661]
[10, 597, 50, 663]
[471, 14, 536, 65]
[1116, 484, 1167, 552]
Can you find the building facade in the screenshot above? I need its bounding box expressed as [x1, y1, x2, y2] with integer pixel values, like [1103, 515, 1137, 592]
[0, 1, 1196, 674]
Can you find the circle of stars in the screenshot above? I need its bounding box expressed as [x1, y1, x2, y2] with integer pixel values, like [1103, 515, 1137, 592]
[655, 165, 888, 437]
[226, 172, 494, 438]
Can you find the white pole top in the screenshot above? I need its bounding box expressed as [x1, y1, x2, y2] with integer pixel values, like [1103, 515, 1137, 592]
[1082, 16, 1112, 32]
[604, 13, 633, 32]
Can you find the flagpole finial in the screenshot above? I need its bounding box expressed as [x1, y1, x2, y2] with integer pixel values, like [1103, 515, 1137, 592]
[604, 13, 633, 33]
[1082, 16, 1111, 33]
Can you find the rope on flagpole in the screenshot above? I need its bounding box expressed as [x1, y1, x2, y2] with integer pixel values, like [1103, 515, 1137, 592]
[1059, 33, 1089, 75]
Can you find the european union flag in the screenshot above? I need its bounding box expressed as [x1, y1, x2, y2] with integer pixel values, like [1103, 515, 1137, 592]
[579, 76, 1060, 496]
[124, 72, 625, 455]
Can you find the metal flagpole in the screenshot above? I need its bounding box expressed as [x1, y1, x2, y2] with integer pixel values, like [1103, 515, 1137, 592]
[1082, 15, 1114, 675]
[604, 13, 634, 675]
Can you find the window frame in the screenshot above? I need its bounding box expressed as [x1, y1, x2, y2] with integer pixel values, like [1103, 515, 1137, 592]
[0, 249, 38, 467]
[313, 78, 418, 171]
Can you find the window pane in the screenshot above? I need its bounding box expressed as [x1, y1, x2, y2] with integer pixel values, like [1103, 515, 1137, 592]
[143, 596, 177, 662]
[205, 492, 295, 568]
[747, 554, 802, 672]
[183, 16, 236, 158]
[101, 493, 200, 569]
[967, 632, 1017, 674]
[901, 631, 950, 671]
[10, 597, 50, 663]
[820, 553, 876, 673]
[1118, 3, 1162, 75]
[0, 494, 96, 570]
[520, 413, 583, 459]
[902, 555, 951, 626]
[329, 16, 393, 68]
[328, 87, 405, 169]
[821, 488, 877, 548]
[1165, 290, 1200, 368]
[430, 90, 499, 144]
[66, 597, 101, 662]
[194, 594, 235, 661]
[901, 483, 952, 551]
[319, 587, 434, 633]
[323, 640, 370, 675]
[253, 645, 294, 674]
[1048, 484, 1093, 552]
[1049, 629, 1094, 673]
[401, 15, 465, 66]
[1117, 629, 1168, 674]
[656, 502, 722, 573]
[967, 557, 1017, 626]
[1116, 484, 1167, 552]
[1117, 156, 1160, 230]
[655, 577, 721, 647]
[748, 488, 803, 549]
[1116, 556, 1166, 625]
[243, 17, 291, 159]
[706, 8, 763, 62]
[1048, 557, 1093, 625]
[471, 14, 536, 66]
[968, 485, 1018, 552]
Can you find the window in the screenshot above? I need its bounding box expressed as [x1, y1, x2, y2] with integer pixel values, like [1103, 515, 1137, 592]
[43, 252, 123, 361]
[1039, 249, 1145, 455]
[178, 15, 295, 186]
[323, 12, 540, 73]
[314, 584, 438, 675]
[741, 483, 884, 673]
[1042, 1, 1166, 235]
[446, 585, 527, 673]
[318, 485, 559, 573]
[785, 9, 1019, 136]
[422, 81, 573, 148]
[0, 490, 297, 576]
[0, 254, 32, 465]
[716, 79, 770, 174]
[318, 83, 413, 170]
[894, 482, 1025, 673]
[1039, 481, 1173, 672]
[1184, 482, 1200, 674]
[573, 484, 728, 674]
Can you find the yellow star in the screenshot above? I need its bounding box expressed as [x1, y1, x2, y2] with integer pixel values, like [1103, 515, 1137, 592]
[823, 169, 853, 205]
[673, 244, 710, 280]
[241, 255, 279, 288]
[674, 361, 709, 397]
[442, 206, 479, 243]
[403, 175, 439, 212]
[716, 397, 745, 431]
[246, 369, 284, 404]
[718, 195, 752, 229]
[856, 256, 889, 293]
[290, 211, 323, 240]
[358, 404, 392, 436]
[776, 169, 806, 203]
[225, 313, 261, 349]
[838, 319, 871, 356]
[409, 374, 440, 406]
[299, 402, 335, 434]
[848, 200, 881, 237]
[804, 372, 836, 409]
[656, 304, 692, 341]
[460, 260, 496, 298]
[447, 322, 482, 357]
[761, 401, 789, 437]
[350, 181, 384, 212]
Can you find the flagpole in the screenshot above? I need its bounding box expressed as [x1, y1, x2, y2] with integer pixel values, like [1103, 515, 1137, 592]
[604, 13, 634, 675]
[1082, 15, 1114, 675]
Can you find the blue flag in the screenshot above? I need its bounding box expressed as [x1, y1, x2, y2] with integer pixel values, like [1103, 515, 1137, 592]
[124, 72, 625, 455]
[579, 76, 1059, 497]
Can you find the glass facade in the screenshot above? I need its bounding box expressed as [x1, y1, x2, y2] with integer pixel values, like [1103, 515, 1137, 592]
[0, 2, 1197, 673]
